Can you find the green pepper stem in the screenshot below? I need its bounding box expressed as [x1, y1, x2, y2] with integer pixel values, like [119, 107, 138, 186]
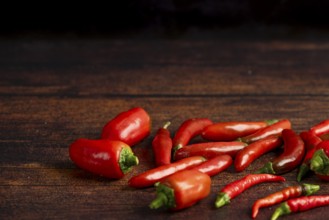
[302, 183, 320, 196]
[297, 164, 310, 182]
[265, 119, 279, 125]
[149, 192, 168, 209]
[310, 149, 328, 173]
[271, 202, 291, 220]
[163, 121, 171, 129]
[215, 192, 230, 208]
[119, 148, 139, 174]
[256, 162, 275, 174]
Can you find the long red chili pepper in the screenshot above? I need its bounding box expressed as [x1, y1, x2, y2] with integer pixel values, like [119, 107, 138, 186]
[192, 155, 233, 177]
[310, 140, 329, 181]
[251, 183, 320, 219]
[234, 136, 282, 172]
[297, 131, 322, 182]
[69, 139, 139, 179]
[239, 119, 291, 144]
[309, 119, 329, 137]
[128, 156, 206, 188]
[201, 119, 278, 141]
[257, 129, 305, 175]
[271, 195, 329, 220]
[149, 169, 211, 210]
[152, 122, 172, 166]
[101, 107, 151, 146]
[215, 174, 285, 208]
[173, 141, 247, 161]
[172, 118, 212, 151]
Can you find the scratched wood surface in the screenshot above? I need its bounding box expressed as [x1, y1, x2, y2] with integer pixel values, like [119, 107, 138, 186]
[1, 29, 329, 220]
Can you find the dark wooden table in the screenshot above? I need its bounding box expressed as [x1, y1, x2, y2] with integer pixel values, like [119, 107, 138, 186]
[1, 29, 329, 219]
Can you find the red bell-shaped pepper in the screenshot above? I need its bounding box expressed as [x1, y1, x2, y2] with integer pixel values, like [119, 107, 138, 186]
[152, 122, 172, 166]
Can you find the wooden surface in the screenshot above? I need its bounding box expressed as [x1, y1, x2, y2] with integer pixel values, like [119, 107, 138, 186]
[1, 29, 329, 219]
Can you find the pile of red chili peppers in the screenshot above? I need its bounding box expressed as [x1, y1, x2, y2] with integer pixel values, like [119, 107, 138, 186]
[68, 107, 329, 219]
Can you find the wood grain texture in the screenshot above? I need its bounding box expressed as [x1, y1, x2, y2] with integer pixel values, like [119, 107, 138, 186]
[1, 30, 329, 219]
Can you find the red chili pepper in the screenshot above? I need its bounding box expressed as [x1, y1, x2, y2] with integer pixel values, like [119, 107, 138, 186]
[215, 174, 285, 208]
[309, 119, 329, 137]
[173, 141, 247, 161]
[201, 119, 278, 142]
[149, 169, 211, 210]
[271, 195, 329, 220]
[101, 107, 151, 146]
[172, 118, 212, 151]
[69, 139, 139, 179]
[239, 119, 291, 144]
[310, 140, 329, 181]
[234, 136, 282, 172]
[251, 183, 320, 219]
[297, 131, 322, 182]
[152, 122, 172, 166]
[257, 129, 305, 175]
[128, 156, 206, 188]
[192, 155, 233, 177]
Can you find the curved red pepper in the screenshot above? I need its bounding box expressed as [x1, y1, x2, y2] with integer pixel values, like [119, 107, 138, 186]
[69, 139, 139, 179]
[172, 118, 212, 151]
[215, 174, 285, 208]
[101, 107, 151, 146]
[173, 141, 247, 161]
[239, 119, 291, 144]
[271, 195, 329, 220]
[152, 122, 172, 166]
[234, 136, 282, 172]
[309, 119, 329, 137]
[128, 156, 206, 188]
[192, 155, 233, 177]
[310, 140, 329, 181]
[201, 120, 277, 141]
[149, 169, 211, 210]
[257, 129, 305, 175]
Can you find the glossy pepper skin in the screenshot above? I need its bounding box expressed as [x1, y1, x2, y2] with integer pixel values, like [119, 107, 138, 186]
[234, 136, 282, 172]
[128, 156, 205, 188]
[152, 122, 172, 166]
[239, 119, 291, 144]
[69, 139, 139, 179]
[309, 119, 329, 137]
[201, 120, 277, 142]
[101, 107, 151, 146]
[172, 118, 212, 151]
[173, 141, 247, 161]
[297, 131, 322, 182]
[257, 129, 305, 175]
[192, 155, 233, 177]
[271, 195, 329, 220]
[251, 183, 320, 219]
[310, 140, 329, 181]
[215, 174, 285, 208]
[149, 169, 211, 210]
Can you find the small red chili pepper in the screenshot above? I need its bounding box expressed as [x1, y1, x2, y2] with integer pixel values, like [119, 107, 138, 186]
[173, 141, 247, 161]
[149, 169, 211, 210]
[257, 129, 305, 175]
[172, 118, 213, 151]
[271, 195, 329, 220]
[251, 183, 320, 219]
[234, 135, 282, 172]
[201, 119, 278, 142]
[297, 131, 322, 182]
[239, 119, 291, 144]
[152, 122, 172, 166]
[310, 140, 329, 181]
[309, 119, 329, 137]
[215, 174, 285, 208]
[192, 155, 233, 177]
[69, 139, 139, 179]
[101, 107, 151, 146]
[128, 156, 206, 188]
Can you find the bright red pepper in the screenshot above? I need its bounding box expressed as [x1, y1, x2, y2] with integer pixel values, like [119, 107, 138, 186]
[173, 141, 247, 161]
[172, 118, 212, 151]
[69, 139, 139, 179]
[297, 131, 322, 182]
[309, 119, 329, 137]
[310, 140, 329, 181]
[251, 183, 320, 219]
[101, 107, 151, 146]
[149, 169, 211, 210]
[152, 122, 172, 166]
[257, 129, 305, 175]
[192, 155, 233, 177]
[271, 195, 329, 220]
[128, 156, 206, 188]
[239, 119, 291, 144]
[215, 174, 285, 208]
[234, 136, 282, 172]
[201, 120, 278, 142]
